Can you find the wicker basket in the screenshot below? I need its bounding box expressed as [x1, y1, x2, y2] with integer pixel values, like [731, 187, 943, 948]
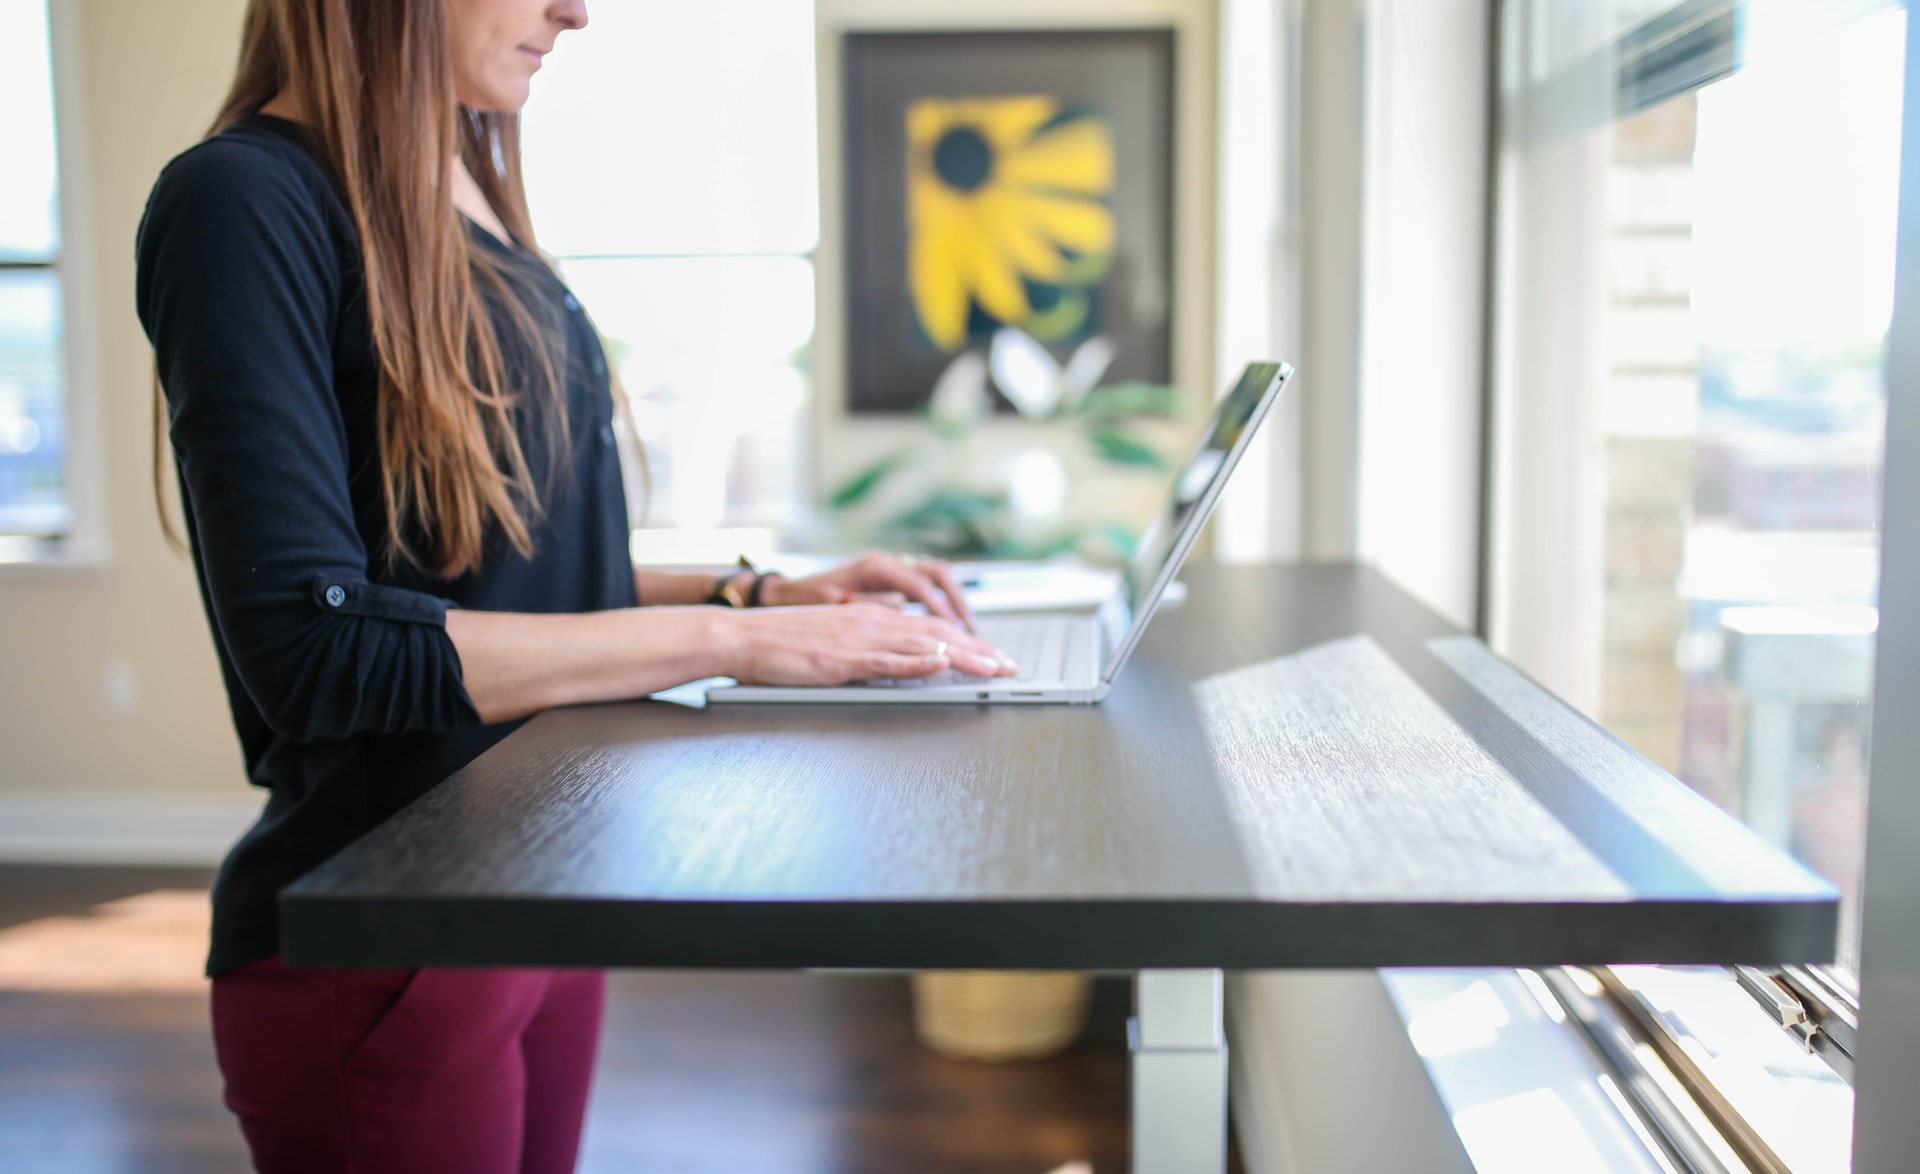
[910, 971, 1093, 1061]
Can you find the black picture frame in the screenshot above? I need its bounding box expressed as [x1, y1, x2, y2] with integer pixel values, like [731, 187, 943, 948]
[842, 28, 1177, 414]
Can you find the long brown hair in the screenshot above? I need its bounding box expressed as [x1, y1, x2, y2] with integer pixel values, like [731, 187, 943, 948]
[159, 0, 573, 578]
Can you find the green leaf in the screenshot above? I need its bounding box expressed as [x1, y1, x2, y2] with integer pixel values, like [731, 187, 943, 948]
[1091, 521, 1141, 558]
[1087, 428, 1170, 471]
[1035, 525, 1093, 559]
[827, 451, 912, 511]
[1075, 381, 1186, 418]
[875, 489, 1011, 557]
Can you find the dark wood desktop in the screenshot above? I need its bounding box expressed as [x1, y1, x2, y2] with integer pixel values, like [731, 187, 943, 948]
[281, 562, 1836, 1172]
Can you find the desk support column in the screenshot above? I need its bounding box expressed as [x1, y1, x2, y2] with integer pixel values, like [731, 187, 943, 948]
[1131, 969, 1227, 1173]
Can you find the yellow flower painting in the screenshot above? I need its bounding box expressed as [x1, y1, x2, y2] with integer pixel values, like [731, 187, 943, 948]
[906, 96, 1116, 352]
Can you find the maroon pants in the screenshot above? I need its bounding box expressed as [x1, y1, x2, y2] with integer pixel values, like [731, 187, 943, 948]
[210, 956, 605, 1174]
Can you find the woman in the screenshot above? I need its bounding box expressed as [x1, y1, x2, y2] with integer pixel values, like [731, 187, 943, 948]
[136, 1, 1013, 1169]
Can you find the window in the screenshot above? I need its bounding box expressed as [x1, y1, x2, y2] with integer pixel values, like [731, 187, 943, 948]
[1488, 0, 1903, 1166]
[0, 0, 67, 540]
[519, 0, 818, 563]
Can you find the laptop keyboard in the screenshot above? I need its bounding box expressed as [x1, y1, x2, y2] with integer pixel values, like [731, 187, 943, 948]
[867, 616, 1067, 687]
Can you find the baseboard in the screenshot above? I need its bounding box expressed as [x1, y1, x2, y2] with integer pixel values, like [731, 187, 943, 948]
[0, 791, 262, 865]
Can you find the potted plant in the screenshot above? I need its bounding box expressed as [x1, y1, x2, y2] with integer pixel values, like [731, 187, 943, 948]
[827, 327, 1191, 563]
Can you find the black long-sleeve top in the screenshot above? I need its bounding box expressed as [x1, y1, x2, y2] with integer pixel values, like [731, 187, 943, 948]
[136, 113, 636, 977]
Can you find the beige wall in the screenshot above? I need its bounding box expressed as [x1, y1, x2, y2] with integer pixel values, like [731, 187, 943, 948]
[0, 0, 250, 802]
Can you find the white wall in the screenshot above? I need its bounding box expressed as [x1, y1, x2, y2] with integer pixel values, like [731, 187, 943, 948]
[1213, 0, 1489, 623]
[1212, 0, 1301, 563]
[1481, 6, 1613, 714]
[1297, 0, 1368, 561]
[1214, 0, 1372, 567]
[1230, 971, 1476, 1174]
[1354, 0, 1490, 630]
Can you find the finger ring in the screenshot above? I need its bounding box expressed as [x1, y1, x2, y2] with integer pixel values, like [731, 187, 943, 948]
[934, 640, 948, 660]
[901, 553, 921, 569]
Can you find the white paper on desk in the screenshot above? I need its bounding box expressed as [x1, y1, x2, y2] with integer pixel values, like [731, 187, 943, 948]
[650, 677, 730, 707]
[954, 561, 1122, 613]
[758, 554, 1117, 611]
[761, 554, 1185, 613]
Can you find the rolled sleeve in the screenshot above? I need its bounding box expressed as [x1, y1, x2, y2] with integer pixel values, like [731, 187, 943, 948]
[137, 138, 480, 743]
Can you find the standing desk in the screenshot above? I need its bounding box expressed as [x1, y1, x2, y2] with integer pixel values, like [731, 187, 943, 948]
[282, 563, 1837, 1172]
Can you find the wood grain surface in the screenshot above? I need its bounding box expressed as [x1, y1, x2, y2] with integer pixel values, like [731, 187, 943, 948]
[1195, 635, 1631, 901]
[283, 564, 1837, 971]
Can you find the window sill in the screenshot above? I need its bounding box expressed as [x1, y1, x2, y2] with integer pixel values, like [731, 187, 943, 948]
[1381, 968, 1680, 1173]
[1382, 965, 1856, 1174]
[0, 535, 112, 580]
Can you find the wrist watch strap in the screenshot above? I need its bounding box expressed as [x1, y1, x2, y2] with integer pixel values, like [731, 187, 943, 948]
[705, 556, 759, 608]
[749, 570, 784, 607]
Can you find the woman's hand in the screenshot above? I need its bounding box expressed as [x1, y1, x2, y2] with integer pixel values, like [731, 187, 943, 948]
[718, 602, 1013, 687]
[763, 552, 976, 630]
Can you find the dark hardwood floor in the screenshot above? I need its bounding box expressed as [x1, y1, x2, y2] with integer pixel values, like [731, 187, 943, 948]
[0, 866, 1244, 1173]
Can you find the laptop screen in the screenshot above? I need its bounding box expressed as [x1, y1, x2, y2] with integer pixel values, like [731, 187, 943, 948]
[1099, 361, 1292, 681]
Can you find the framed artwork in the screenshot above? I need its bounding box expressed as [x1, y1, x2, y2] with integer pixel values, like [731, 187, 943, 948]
[842, 29, 1176, 414]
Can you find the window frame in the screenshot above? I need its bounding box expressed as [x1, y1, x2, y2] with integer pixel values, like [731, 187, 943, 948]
[0, 0, 109, 575]
[1848, 5, 1920, 1160]
[1480, 0, 1900, 1164]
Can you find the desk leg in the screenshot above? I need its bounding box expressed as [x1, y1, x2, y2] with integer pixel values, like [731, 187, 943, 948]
[1130, 969, 1227, 1174]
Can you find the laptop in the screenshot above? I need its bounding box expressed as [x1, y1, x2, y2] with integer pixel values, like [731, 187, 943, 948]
[706, 360, 1294, 705]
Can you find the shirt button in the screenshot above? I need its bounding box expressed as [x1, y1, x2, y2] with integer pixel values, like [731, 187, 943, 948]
[592, 354, 606, 376]
[563, 292, 580, 312]
[599, 424, 615, 448]
[324, 584, 347, 608]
